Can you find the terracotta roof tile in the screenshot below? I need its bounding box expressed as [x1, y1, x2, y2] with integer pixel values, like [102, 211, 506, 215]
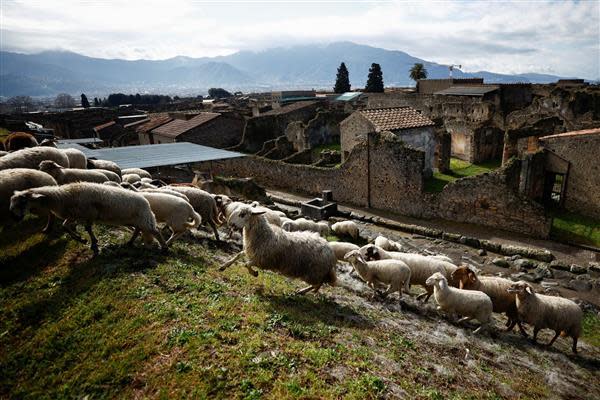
[152, 112, 220, 138]
[359, 107, 435, 131]
[135, 114, 173, 134]
[93, 121, 116, 131]
[540, 127, 600, 140]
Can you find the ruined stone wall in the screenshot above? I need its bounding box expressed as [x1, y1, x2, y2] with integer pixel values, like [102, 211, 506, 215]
[541, 134, 600, 219]
[394, 126, 435, 176]
[339, 112, 374, 160]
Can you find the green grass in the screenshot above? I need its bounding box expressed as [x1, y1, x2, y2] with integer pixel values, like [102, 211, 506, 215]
[425, 158, 501, 193]
[582, 312, 600, 347]
[311, 143, 341, 159]
[551, 210, 600, 248]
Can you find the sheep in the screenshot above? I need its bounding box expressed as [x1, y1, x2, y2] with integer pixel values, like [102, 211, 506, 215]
[344, 250, 411, 300]
[133, 181, 158, 189]
[9, 182, 167, 255]
[331, 220, 359, 240]
[103, 181, 121, 187]
[95, 169, 121, 183]
[374, 235, 403, 252]
[328, 241, 360, 260]
[507, 281, 582, 353]
[121, 168, 152, 179]
[87, 158, 121, 176]
[0, 168, 57, 229]
[135, 192, 202, 245]
[361, 244, 459, 302]
[452, 267, 527, 336]
[164, 186, 221, 240]
[122, 173, 142, 184]
[0, 147, 69, 170]
[4, 132, 39, 151]
[39, 138, 58, 147]
[426, 272, 493, 334]
[282, 217, 328, 236]
[219, 203, 337, 294]
[0, 150, 7, 158]
[59, 148, 87, 169]
[39, 160, 109, 184]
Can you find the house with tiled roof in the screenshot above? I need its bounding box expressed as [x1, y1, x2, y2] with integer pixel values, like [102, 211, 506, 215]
[340, 106, 437, 175]
[135, 113, 173, 145]
[93, 120, 124, 144]
[150, 112, 244, 149]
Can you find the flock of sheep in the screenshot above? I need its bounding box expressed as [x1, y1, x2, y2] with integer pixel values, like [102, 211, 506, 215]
[0, 135, 584, 355]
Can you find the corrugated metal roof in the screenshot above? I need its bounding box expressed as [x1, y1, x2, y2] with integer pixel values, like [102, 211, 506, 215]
[152, 113, 220, 138]
[335, 92, 362, 101]
[434, 85, 499, 96]
[358, 107, 435, 131]
[56, 142, 245, 169]
[58, 137, 103, 144]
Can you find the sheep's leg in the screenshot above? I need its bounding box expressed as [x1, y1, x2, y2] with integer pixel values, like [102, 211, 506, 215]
[219, 251, 244, 271]
[311, 284, 323, 294]
[530, 327, 540, 344]
[209, 220, 220, 241]
[84, 224, 99, 256]
[572, 337, 578, 354]
[473, 324, 486, 335]
[127, 228, 141, 246]
[153, 229, 168, 251]
[416, 285, 433, 302]
[165, 230, 185, 246]
[547, 331, 560, 347]
[62, 219, 86, 244]
[42, 214, 55, 233]
[457, 316, 473, 324]
[506, 319, 517, 332]
[296, 285, 317, 295]
[243, 261, 259, 277]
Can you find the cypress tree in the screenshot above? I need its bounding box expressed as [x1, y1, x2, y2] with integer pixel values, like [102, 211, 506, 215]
[364, 63, 384, 93]
[80, 93, 90, 108]
[334, 62, 351, 93]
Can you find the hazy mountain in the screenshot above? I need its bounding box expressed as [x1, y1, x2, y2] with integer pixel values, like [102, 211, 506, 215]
[0, 42, 571, 97]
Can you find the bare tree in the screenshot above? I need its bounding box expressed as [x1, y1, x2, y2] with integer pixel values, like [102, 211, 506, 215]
[7, 96, 34, 113]
[54, 93, 76, 109]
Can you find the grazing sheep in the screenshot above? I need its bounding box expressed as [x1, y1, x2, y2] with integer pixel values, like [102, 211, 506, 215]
[426, 272, 493, 334]
[507, 281, 582, 353]
[136, 192, 202, 245]
[39, 160, 109, 184]
[328, 241, 360, 260]
[121, 168, 152, 179]
[122, 173, 142, 184]
[219, 204, 337, 294]
[9, 182, 167, 255]
[87, 158, 121, 176]
[344, 250, 411, 300]
[374, 235, 403, 252]
[362, 244, 457, 302]
[331, 220, 359, 240]
[61, 148, 87, 169]
[165, 186, 221, 240]
[0, 168, 57, 229]
[452, 267, 527, 336]
[0, 147, 69, 170]
[282, 218, 328, 236]
[4, 132, 38, 151]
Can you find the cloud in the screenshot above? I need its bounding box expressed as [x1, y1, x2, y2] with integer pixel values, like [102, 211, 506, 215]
[1, 0, 598, 78]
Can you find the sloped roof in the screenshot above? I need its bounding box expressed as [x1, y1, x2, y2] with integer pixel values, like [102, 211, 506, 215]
[359, 107, 435, 131]
[123, 118, 150, 129]
[93, 121, 116, 131]
[434, 85, 499, 96]
[260, 101, 317, 116]
[152, 112, 220, 138]
[539, 127, 600, 140]
[135, 114, 173, 134]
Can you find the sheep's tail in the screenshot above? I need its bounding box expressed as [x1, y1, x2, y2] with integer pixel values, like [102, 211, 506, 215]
[187, 211, 202, 228]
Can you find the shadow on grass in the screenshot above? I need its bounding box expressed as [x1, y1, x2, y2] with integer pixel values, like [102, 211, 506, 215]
[0, 238, 69, 286]
[259, 292, 374, 330]
[0, 217, 49, 248]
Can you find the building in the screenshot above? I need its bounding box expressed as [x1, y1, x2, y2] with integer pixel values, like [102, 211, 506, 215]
[417, 78, 484, 94]
[340, 106, 436, 175]
[150, 112, 244, 149]
[135, 113, 173, 145]
[271, 90, 316, 104]
[93, 121, 124, 144]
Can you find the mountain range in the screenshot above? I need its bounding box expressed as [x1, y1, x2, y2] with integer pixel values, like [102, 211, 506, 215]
[0, 41, 571, 97]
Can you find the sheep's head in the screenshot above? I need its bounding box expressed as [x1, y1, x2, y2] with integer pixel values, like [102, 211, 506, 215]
[425, 272, 447, 288]
[38, 160, 62, 173]
[361, 244, 382, 261]
[507, 281, 534, 298]
[228, 204, 266, 230]
[451, 266, 477, 289]
[9, 190, 47, 221]
[39, 138, 58, 147]
[343, 249, 365, 263]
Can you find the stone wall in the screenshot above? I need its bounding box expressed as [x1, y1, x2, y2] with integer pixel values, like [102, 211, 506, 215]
[540, 132, 600, 219]
[285, 110, 345, 152]
[339, 112, 375, 161]
[178, 115, 245, 149]
[394, 126, 435, 176]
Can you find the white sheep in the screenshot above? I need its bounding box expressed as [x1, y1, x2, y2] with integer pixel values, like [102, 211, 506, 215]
[249, 202, 283, 226]
[9, 182, 167, 255]
[344, 250, 411, 300]
[121, 168, 152, 179]
[165, 186, 221, 240]
[331, 220, 359, 240]
[87, 158, 121, 176]
[95, 169, 121, 183]
[122, 173, 142, 184]
[39, 160, 109, 184]
[219, 203, 337, 294]
[507, 281, 582, 353]
[328, 241, 359, 260]
[0, 147, 69, 170]
[61, 148, 87, 169]
[136, 192, 202, 245]
[0, 150, 9, 157]
[426, 272, 493, 334]
[282, 217, 328, 236]
[374, 235, 403, 251]
[361, 244, 457, 301]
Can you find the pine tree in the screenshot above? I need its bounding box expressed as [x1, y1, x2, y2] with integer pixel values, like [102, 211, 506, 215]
[365, 63, 384, 93]
[333, 62, 351, 93]
[81, 93, 90, 108]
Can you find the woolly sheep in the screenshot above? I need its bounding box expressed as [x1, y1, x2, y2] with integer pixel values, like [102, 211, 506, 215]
[87, 158, 121, 176]
[61, 148, 87, 169]
[121, 168, 152, 179]
[219, 203, 337, 294]
[39, 160, 109, 184]
[0, 168, 57, 228]
[136, 192, 202, 245]
[328, 241, 360, 260]
[507, 281, 582, 353]
[0, 147, 69, 170]
[4, 132, 38, 151]
[426, 272, 493, 334]
[0, 150, 8, 158]
[374, 235, 403, 252]
[452, 267, 527, 336]
[122, 173, 142, 184]
[282, 217, 328, 236]
[331, 220, 359, 240]
[165, 186, 221, 240]
[249, 201, 283, 226]
[9, 182, 167, 255]
[103, 181, 121, 187]
[95, 169, 121, 183]
[344, 250, 411, 300]
[362, 244, 459, 302]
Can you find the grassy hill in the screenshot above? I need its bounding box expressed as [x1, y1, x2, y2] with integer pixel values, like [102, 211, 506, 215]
[1, 218, 599, 399]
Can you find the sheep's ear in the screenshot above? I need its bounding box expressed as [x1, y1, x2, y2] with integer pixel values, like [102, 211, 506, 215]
[29, 193, 46, 200]
[525, 286, 534, 295]
[468, 271, 477, 283]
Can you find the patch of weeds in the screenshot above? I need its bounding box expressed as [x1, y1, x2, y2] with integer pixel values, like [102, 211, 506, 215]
[175, 361, 192, 373]
[348, 374, 386, 398]
[240, 379, 263, 400]
[285, 379, 305, 396]
[168, 327, 197, 347]
[582, 311, 600, 347]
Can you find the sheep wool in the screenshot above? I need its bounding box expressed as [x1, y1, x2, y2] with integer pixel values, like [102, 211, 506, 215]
[328, 241, 360, 260]
[331, 220, 359, 240]
[0, 147, 69, 170]
[121, 168, 152, 179]
[0, 168, 57, 221]
[61, 148, 87, 169]
[39, 160, 109, 184]
[166, 186, 221, 240]
[87, 159, 121, 176]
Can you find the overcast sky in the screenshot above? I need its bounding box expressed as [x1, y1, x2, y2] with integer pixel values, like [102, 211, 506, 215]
[1, 0, 598, 78]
